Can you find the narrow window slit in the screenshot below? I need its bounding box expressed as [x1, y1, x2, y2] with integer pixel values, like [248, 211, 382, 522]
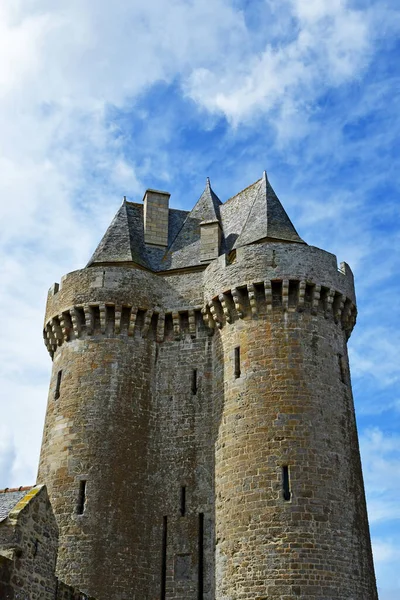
[180, 486, 186, 517]
[161, 516, 168, 600]
[234, 346, 241, 379]
[198, 513, 204, 599]
[338, 354, 346, 384]
[54, 370, 62, 400]
[282, 466, 291, 501]
[191, 369, 198, 395]
[77, 480, 87, 515]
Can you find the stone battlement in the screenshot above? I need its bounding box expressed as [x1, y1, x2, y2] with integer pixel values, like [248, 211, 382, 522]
[44, 305, 205, 357]
[202, 277, 356, 337]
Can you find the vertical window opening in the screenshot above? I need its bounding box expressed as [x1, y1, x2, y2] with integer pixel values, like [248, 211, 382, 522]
[198, 513, 204, 600]
[180, 486, 186, 517]
[77, 480, 87, 515]
[338, 353, 346, 384]
[282, 466, 291, 501]
[191, 369, 198, 395]
[234, 346, 241, 379]
[54, 370, 62, 400]
[161, 516, 168, 600]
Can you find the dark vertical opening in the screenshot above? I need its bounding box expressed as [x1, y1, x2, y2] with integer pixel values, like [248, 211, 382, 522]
[54, 370, 62, 400]
[319, 286, 329, 312]
[179, 312, 189, 333]
[198, 513, 204, 600]
[304, 283, 315, 308]
[77, 480, 87, 515]
[282, 466, 291, 501]
[106, 304, 115, 334]
[226, 249, 236, 265]
[150, 312, 159, 340]
[120, 306, 132, 333]
[161, 516, 168, 600]
[271, 280, 283, 307]
[135, 309, 146, 335]
[87, 305, 98, 333]
[180, 486, 186, 516]
[191, 369, 198, 395]
[338, 353, 346, 384]
[164, 313, 174, 340]
[234, 346, 241, 379]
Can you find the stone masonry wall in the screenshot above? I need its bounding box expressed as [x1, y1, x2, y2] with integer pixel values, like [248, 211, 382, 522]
[213, 312, 376, 599]
[38, 334, 156, 599]
[150, 312, 215, 599]
[0, 486, 58, 600]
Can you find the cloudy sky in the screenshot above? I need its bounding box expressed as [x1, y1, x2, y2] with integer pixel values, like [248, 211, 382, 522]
[0, 0, 399, 596]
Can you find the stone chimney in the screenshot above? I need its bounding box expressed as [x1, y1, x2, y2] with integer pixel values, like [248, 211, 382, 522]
[200, 219, 221, 261]
[143, 189, 170, 246]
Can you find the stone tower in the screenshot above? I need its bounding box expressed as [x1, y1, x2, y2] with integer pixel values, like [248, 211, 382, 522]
[37, 173, 378, 599]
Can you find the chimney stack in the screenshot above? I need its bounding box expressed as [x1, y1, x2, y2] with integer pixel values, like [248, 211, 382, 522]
[143, 189, 170, 246]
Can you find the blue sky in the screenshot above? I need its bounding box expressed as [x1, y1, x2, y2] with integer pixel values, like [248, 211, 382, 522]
[0, 0, 399, 596]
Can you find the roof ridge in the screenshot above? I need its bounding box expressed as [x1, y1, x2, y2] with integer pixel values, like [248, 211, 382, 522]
[0, 486, 32, 494]
[223, 178, 262, 206]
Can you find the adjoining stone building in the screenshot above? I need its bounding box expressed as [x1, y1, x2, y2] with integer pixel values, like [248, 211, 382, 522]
[0, 486, 94, 599]
[3, 172, 378, 598]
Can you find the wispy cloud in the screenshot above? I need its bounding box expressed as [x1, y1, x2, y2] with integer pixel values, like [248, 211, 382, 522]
[0, 1, 399, 595]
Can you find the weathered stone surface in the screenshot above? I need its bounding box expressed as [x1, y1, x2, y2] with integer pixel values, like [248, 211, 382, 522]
[35, 175, 376, 599]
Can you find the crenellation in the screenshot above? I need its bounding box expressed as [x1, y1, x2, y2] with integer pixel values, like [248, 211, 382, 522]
[219, 293, 232, 323]
[231, 287, 244, 318]
[142, 308, 154, 337]
[99, 303, 106, 334]
[128, 306, 138, 336]
[157, 311, 166, 342]
[114, 304, 122, 334]
[282, 279, 289, 311]
[188, 309, 196, 337]
[247, 283, 258, 316]
[311, 284, 321, 315]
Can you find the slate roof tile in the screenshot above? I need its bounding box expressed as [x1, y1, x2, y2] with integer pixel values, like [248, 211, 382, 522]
[0, 488, 32, 522]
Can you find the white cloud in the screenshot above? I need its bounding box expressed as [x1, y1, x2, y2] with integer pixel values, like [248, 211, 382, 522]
[0, 0, 253, 488]
[360, 428, 400, 525]
[186, 0, 373, 130]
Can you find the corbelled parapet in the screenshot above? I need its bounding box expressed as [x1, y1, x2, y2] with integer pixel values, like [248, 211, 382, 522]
[43, 265, 208, 357]
[202, 243, 356, 337]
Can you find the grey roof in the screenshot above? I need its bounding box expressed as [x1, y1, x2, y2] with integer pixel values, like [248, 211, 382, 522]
[0, 489, 30, 522]
[88, 173, 304, 272]
[233, 172, 304, 248]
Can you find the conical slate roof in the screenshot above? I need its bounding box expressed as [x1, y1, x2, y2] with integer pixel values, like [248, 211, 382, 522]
[233, 172, 304, 248]
[87, 172, 304, 272]
[87, 200, 147, 268]
[163, 178, 222, 265]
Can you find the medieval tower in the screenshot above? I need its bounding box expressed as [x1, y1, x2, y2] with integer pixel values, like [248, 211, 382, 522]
[37, 172, 378, 599]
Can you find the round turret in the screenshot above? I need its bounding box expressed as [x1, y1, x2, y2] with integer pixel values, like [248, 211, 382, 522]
[202, 242, 376, 600]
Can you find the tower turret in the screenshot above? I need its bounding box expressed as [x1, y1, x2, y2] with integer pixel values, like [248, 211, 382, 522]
[37, 173, 377, 600]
